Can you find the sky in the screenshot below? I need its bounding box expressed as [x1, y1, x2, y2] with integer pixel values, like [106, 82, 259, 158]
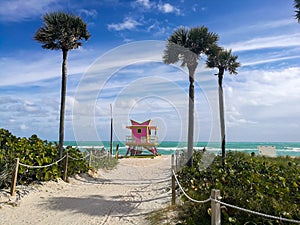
[0, 0, 300, 144]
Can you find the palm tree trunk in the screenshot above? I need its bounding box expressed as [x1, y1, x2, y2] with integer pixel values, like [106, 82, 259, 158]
[218, 68, 226, 166]
[186, 63, 197, 167]
[58, 50, 68, 158]
[110, 104, 113, 156]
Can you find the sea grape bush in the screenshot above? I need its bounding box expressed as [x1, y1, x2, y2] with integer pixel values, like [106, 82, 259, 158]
[177, 151, 300, 224]
[64, 145, 90, 177]
[0, 128, 88, 188]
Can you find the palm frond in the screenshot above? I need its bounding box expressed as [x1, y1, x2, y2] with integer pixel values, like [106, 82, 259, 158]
[295, 0, 300, 22]
[189, 26, 219, 55]
[34, 12, 91, 51]
[163, 26, 219, 69]
[206, 48, 240, 75]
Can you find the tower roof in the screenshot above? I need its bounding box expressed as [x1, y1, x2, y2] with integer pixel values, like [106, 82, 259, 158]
[126, 119, 158, 130]
[130, 119, 151, 126]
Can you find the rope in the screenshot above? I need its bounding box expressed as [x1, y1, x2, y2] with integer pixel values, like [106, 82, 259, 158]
[172, 169, 300, 223]
[19, 155, 66, 169]
[212, 199, 300, 224]
[172, 169, 211, 204]
[68, 154, 90, 161]
[91, 154, 108, 160]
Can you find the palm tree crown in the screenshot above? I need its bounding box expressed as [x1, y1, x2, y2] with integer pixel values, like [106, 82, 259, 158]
[34, 12, 90, 51]
[163, 26, 219, 68]
[295, 0, 300, 22]
[206, 48, 240, 77]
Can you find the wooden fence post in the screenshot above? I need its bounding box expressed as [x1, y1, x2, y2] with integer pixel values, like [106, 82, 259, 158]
[115, 143, 119, 159]
[175, 149, 179, 171]
[171, 154, 176, 205]
[10, 158, 19, 196]
[88, 151, 92, 167]
[63, 153, 68, 182]
[211, 189, 221, 225]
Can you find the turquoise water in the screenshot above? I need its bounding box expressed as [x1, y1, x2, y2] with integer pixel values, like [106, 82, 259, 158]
[63, 141, 300, 157]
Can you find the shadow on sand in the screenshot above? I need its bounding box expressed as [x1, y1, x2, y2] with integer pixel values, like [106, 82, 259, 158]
[40, 193, 170, 217]
[40, 194, 139, 217]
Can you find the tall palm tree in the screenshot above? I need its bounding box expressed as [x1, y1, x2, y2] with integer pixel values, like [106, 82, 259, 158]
[294, 0, 300, 22]
[206, 47, 240, 165]
[163, 26, 219, 166]
[34, 12, 90, 157]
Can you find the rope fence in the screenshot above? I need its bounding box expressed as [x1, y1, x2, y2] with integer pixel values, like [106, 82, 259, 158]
[171, 169, 300, 224]
[18, 155, 66, 169]
[172, 169, 211, 204]
[68, 154, 90, 161]
[90, 154, 109, 160]
[10, 151, 109, 196]
[212, 198, 300, 224]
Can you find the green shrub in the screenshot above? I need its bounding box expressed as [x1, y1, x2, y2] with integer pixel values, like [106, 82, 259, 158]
[177, 151, 300, 224]
[0, 128, 89, 188]
[65, 146, 89, 176]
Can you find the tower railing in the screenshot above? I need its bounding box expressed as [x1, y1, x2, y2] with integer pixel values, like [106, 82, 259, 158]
[126, 135, 158, 144]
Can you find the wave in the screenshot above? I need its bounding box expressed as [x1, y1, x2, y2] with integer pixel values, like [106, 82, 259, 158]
[158, 147, 186, 151]
[278, 148, 300, 152]
[67, 145, 105, 149]
[72, 146, 300, 152]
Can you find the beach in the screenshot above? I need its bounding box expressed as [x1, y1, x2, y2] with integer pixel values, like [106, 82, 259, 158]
[0, 155, 172, 225]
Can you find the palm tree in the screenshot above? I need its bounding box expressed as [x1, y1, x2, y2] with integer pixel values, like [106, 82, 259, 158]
[34, 12, 90, 157]
[206, 47, 240, 165]
[294, 0, 300, 22]
[163, 26, 219, 166]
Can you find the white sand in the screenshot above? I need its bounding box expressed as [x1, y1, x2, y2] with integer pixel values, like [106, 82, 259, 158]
[0, 155, 172, 225]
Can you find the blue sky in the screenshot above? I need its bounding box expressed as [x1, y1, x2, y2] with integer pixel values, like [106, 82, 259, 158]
[0, 0, 300, 143]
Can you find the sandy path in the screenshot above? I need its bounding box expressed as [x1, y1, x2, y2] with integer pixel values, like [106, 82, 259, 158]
[0, 155, 172, 225]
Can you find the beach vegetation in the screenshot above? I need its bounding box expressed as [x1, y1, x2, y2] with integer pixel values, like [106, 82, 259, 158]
[87, 148, 118, 170]
[34, 12, 91, 158]
[146, 205, 180, 225]
[0, 128, 89, 188]
[163, 26, 219, 167]
[206, 47, 241, 165]
[175, 151, 300, 224]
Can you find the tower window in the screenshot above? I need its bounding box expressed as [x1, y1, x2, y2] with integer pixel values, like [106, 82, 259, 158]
[137, 128, 142, 133]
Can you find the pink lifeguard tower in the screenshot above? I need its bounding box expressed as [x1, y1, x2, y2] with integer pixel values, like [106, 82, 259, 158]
[125, 119, 159, 156]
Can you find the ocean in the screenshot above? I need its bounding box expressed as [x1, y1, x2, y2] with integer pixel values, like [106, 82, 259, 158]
[63, 141, 300, 157]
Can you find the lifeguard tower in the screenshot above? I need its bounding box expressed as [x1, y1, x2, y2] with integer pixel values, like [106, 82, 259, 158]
[125, 119, 159, 156]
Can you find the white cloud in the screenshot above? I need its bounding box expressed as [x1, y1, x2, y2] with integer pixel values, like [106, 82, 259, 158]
[78, 9, 98, 18]
[108, 17, 142, 31]
[146, 19, 170, 36]
[222, 66, 300, 141]
[133, 0, 180, 15]
[252, 19, 295, 30]
[0, 47, 97, 87]
[157, 3, 180, 14]
[243, 55, 300, 67]
[20, 124, 28, 130]
[226, 33, 300, 52]
[0, 0, 58, 22]
[134, 0, 153, 9]
[0, 96, 19, 104]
